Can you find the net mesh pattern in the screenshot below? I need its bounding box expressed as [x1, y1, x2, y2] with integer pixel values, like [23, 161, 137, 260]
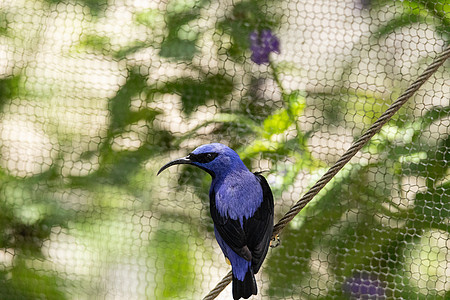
[0, 0, 448, 299]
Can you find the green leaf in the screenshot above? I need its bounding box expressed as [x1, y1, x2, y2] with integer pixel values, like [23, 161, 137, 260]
[402, 134, 449, 180]
[76, 34, 111, 55]
[159, 38, 197, 60]
[108, 69, 148, 132]
[414, 181, 449, 231]
[114, 41, 150, 59]
[159, 10, 201, 60]
[263, 109, 291, 137]
[127, 108, 161, 124]
[262, 91, 305, 138]
[372, 13, 428, 39]
[0, 74, 21, 104]
[0, 261, 67, 299]
[75, 0, 108, 17]
[413, 106, 450, 140]
[371, 0, 450, 42]
[239, 139, 284, 159]
[44, 0, 108, 17]
[156, 74, 233, 116]
[287, 90, 306, 115]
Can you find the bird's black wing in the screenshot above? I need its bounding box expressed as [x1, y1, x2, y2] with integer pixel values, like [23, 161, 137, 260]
[244, 173, 274, 273]
[210, 190, 253, 261]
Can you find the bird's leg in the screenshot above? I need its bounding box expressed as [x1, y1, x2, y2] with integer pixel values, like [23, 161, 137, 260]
[225, 257, 231, 265]
[270, 234, 280, 248]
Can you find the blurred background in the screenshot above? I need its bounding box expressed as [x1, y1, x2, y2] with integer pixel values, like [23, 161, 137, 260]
[0, 0, 448, 299]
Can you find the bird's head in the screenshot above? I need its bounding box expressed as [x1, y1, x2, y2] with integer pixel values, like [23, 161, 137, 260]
[157, 143, 247, 178]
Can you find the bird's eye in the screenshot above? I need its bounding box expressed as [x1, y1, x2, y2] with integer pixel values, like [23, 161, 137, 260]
[204, 153, 218, 162]
[190, 152, 218, 163]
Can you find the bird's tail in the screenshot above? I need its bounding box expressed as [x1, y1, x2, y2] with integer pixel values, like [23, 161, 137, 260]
[232, 269, 257, 300]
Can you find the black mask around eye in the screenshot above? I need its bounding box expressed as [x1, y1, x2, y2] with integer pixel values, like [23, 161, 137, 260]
[188, 152, 219, 163]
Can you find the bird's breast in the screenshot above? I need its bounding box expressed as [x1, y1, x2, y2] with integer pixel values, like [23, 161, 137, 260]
[213, 172, 263, 223]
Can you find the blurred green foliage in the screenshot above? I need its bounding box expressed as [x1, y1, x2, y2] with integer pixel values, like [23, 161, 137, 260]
[267, 107, 449, 298]
[152, 74, 234, 116]
[0, 0, 448, 299]
[44, 0, 109, 16]
[372, 0, 450, 42]
[217, 0, 281, 61]
[0, 75, 20, 109]
[152, 227, 195, 298]
[0, 260, 67, 300]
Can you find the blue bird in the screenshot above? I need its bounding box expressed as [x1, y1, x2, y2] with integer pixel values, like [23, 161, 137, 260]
[158, 143, 274, 299]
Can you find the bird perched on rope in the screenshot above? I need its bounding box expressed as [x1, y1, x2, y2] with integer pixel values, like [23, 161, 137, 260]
[158, 143, 274, 299]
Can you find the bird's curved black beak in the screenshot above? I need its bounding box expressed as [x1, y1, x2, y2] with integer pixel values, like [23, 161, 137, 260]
[157, 156, 192, 175]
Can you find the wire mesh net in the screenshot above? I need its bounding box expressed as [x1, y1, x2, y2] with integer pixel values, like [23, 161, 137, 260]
[0, 0, 448, 299]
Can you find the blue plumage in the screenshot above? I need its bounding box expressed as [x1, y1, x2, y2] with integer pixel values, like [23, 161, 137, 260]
[213, 166, 263, 222]
[158, 143, 274, 299]
[214, 227, 251, 281]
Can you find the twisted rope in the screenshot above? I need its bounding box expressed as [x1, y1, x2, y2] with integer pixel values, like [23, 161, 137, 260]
[203, 45, 450, 300]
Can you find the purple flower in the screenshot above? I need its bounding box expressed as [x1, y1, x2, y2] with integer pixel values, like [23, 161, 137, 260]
[249, 29, 280, 65]
[343, 272, 386, 298]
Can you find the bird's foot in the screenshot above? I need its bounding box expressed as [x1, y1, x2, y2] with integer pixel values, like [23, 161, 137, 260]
[225, 257, 231, 265]
[270, 234, 280, 248]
